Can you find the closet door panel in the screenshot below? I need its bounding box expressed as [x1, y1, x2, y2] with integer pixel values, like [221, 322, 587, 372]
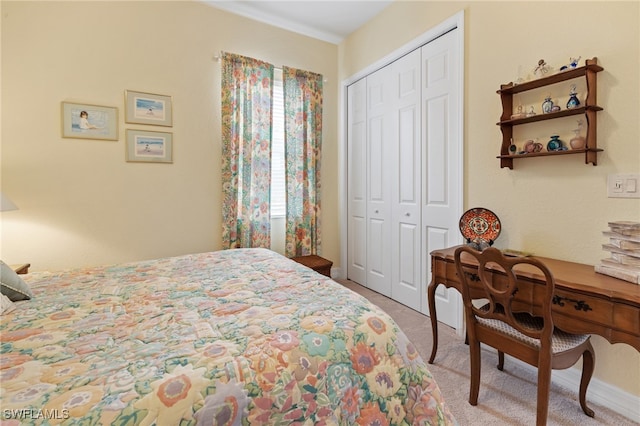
[391, 49, 422, 311]
[421, 29, 462, 326]
[398, 222, 418, 286]
[366, 66, 393, 296]
[347, 79, 367, 285]
[425, 95, 447, 203]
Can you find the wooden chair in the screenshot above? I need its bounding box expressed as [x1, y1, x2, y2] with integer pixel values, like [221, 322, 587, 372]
[454, 246, 595, 426]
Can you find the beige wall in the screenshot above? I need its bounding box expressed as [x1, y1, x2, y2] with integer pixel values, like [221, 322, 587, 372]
[0, 1, 339, 270]
[339, 0, 639, 400]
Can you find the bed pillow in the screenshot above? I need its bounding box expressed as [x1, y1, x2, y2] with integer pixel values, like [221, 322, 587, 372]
[1, 260, 33, 301]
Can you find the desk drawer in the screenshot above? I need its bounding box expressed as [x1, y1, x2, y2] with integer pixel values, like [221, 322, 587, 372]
[432, 259, 460, 286]
[551, 289, 613, 329]
[553, 289, 639, 339]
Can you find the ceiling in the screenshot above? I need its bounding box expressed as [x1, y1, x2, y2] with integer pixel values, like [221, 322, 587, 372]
[203, 1, 394, 44]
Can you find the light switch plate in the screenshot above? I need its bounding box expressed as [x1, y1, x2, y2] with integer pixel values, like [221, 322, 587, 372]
[608, 174, 640, 198]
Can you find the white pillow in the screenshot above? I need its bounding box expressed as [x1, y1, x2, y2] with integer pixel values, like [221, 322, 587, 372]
[0, 260, 34, 301]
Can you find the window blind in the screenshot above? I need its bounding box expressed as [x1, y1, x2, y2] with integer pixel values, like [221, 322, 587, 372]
[270, 68, 286, 217]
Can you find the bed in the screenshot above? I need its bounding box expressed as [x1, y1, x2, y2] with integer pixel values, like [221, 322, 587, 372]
[1, 248, 456, 425]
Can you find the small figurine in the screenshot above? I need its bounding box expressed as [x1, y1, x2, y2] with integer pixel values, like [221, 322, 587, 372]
[542, 95, 554, 113]
[534, 59, 550, 78]
[526, 106, 536, 117]
[560, 56, 582, 71]
[524, 139, 542, 153]
[566, 84, 581, 109]
[511, 105, 526, 120]
[514, 65, 526, 85]
[524, 140, 535, 153]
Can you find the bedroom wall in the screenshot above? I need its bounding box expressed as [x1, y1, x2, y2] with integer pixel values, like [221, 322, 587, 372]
[338, 0, 640, 404]
[0, 1, 339, 270]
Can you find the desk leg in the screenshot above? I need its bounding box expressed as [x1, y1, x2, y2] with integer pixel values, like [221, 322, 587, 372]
[427, 280, 439, 364]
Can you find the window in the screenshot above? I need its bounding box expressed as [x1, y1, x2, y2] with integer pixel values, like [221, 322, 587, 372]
[270, 68, 286, 217]
[221, 53, 322, 254]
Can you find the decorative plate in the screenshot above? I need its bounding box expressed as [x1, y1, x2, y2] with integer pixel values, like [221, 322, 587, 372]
[459, 208, 501, 243]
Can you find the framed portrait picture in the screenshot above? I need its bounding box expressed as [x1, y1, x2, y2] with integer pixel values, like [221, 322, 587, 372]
[61, 102, 118, 140]
[126, 129, 173, 163]
[125, 90, 173, 126]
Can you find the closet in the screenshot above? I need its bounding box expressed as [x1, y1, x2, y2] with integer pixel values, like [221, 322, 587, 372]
[346, 27, 462, 319]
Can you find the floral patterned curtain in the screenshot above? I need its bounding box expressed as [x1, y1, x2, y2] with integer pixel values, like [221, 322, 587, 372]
[283, 67, 323, 257]
[221, 53, 274, 249]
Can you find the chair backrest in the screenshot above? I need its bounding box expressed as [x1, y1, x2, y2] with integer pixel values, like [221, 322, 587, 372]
[454, 246, 556, 343]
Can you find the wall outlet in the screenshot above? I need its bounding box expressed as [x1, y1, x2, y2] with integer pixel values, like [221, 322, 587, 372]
[608, 174, 640, 198]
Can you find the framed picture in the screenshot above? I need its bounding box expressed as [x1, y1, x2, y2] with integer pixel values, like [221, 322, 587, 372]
[125, 90, 173, 126]
[61, 102, 118, 140]
[126, 129, 173, 163]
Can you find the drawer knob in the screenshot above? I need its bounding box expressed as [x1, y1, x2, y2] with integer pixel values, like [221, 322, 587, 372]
[463, 272, 480, 282]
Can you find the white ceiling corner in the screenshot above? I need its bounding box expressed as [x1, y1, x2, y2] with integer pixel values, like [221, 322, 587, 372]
[202, 1, 393, 44]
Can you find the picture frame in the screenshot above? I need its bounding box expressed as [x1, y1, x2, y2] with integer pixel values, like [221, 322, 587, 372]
[126, 129, 173, 163]
[125, 90, 173, 126]
[61, 102, 118, 140]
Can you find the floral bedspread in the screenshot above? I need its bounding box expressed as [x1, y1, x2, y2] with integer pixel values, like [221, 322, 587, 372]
[1, 248, 456, 425]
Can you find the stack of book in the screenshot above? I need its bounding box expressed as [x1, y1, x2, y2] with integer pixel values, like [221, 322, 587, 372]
[596, 221, 640, 284]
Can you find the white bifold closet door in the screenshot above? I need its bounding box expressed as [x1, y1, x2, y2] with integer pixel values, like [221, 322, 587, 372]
[347, 28, 461, 323]
[347, 49, 421, 307]
[421, 30, 462, 326]
[347, 79, 367, 286]
[390, 49, 422, 310]
[365, 64, 393, 297]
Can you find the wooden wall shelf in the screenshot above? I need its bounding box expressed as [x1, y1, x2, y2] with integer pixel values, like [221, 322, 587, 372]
[497, 58, 604, 169]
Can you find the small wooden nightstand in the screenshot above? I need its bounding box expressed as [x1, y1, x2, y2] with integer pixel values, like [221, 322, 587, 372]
[11, 263, 30, 274]
[291, 255, 333, 277]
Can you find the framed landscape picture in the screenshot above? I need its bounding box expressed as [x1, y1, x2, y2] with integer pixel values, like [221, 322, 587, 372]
[126, 129, 173, 163]
[61, 102, 118, 140]
[125, 90, 173, 126]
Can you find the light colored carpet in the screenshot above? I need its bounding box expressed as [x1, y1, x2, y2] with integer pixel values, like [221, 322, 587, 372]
[336, 279, 637, 425]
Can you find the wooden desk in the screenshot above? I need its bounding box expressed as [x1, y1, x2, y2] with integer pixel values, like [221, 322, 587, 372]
[428, 246, 640, 364]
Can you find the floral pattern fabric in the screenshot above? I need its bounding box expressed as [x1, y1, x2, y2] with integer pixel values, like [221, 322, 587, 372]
[221, 52, 274, 249]
[1, 249, 457, 425]
[283, 67, 323, 257]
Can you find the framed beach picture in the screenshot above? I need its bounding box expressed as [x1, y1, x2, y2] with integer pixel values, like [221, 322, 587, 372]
[125, 90, 173, 126]
[61, 102, 118, 140]
[126, 129, 173, 163]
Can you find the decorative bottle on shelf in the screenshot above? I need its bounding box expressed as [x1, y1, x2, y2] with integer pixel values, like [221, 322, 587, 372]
[547, 135, 564, 151]
[542, 95, 554, 114]
[566, 84, 581, 109]
[570, 120, 586, 149]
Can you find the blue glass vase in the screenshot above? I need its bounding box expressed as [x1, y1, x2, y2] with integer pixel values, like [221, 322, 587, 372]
[566, 85, 581, 109]
[547, 135, 563, 151]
